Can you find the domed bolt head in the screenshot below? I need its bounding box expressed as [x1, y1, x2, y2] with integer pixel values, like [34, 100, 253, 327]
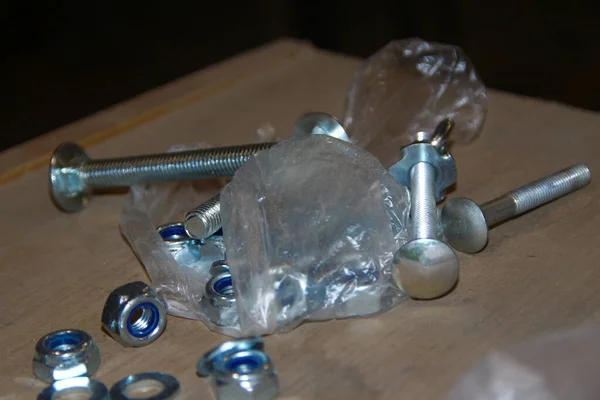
[49, 142, 90, 212]
[441, 197, 489, 254]
[393, 238, 459, 299]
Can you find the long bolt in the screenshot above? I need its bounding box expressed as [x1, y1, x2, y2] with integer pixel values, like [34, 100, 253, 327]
[442, 164, 591, 253]
[393, 120, 459, 300]
[49, 113, 349, 213]
[184, 193, 222, 239]
[49, 142, 274, 212]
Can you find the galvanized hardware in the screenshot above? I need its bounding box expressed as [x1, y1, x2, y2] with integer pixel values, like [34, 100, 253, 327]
[442, 164, 591, 253]
[38, 377, 109, 400]
[197, 337, 264, 377]
[292, 112, 350, 142]
[157, 222, 199, 253]
[209, 260, 230, 276]
[33, 329, 101, 383]
[110, 372, 180, 400]
[101, 281, 167, 347]
[49, 142, 274, 213]
[391, 119, 459, 300]
[197, 337, 279, 400]
[184, 193, 222, 239]
[201, 272, 238, 327]
[49, 113, 349, 213]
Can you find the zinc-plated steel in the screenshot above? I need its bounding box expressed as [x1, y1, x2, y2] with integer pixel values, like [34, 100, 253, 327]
[50, 142, 274, 212]
[33, 329, 101, 383]
[200, 272, 238, 327]
[110, 372, 180, 400]
[101, 281, 168, 347]
[197, 337, 278, 400]
[38, 377, 109, 400]
[157, 222, 198, 252]
[184, 193, 222, 239]
[392, 119, 459, 300]
[50, 112, 350, 213]
[442, 164, 591, 253]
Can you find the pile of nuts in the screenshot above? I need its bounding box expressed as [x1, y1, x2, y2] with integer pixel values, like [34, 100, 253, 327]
[37, 114, 590, 399]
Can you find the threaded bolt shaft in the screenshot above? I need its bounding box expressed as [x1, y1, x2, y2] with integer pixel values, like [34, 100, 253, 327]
[410, 162, 439, 240]
[184, 193, 222, 239]
[83, 143, 275, 187]
[481, 164, 591, 227]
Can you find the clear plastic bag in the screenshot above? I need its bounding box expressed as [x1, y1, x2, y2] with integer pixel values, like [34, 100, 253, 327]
[119, 144, 243, 337]
[220, 135, 411, 335]
[344, 38, 488, 167]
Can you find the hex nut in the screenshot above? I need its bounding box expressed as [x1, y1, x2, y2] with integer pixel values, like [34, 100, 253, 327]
[101, 281, 167, 347]
[212, 349, 279, 400]
[33, 329, 101, 383]
[201, 273, 238, 327]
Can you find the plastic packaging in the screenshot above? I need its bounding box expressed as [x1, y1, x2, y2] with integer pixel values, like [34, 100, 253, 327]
[447, 325, 600, 399]
[119, 144, 243, 337]
[220, 135, 411, 335]
[344, 38, 488, 167]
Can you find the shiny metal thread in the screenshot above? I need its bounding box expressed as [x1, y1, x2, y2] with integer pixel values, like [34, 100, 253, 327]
[508, 164, 591, 215]
[184, 193, 222, 239]
[83, 142, 274, 187]
[410, 162, 439, 239]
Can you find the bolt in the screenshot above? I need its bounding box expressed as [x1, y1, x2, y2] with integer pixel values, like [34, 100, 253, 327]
[184, 193, 221, 239]
[49, 113, 348, 213]
[392, 120, 459, 300]
[49, 142, 274, 213]
[442, 164, 591, 253]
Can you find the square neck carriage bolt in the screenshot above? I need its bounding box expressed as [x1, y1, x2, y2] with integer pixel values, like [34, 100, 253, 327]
[390, 119, 459, 300]
[49, 113, 350, 213]
[183, 113, 352, 239]
[442, 164, 591, 254]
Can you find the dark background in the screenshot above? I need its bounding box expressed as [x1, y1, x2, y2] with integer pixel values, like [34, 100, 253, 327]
[3, 1, 599, 151]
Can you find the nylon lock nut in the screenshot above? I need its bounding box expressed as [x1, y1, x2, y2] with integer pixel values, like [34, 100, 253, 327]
[33, 329, 101, 383]
[101, 281, 167, 347]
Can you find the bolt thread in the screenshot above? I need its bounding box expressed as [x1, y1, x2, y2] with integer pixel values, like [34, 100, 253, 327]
[509, 164, 591, 215]
[83, 143, 274, 187]
[184, 193, 222, 239]
[410, 162, 440, 240]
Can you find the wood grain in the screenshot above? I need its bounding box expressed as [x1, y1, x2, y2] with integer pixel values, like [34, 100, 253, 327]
[1, 40, 599, 399]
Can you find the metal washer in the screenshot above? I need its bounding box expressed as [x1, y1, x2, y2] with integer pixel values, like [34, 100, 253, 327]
[38, 377, 109, 400]
[110, 372, 180, 400]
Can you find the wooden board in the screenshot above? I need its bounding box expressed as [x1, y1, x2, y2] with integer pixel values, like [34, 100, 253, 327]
[2, 39, 599, 399]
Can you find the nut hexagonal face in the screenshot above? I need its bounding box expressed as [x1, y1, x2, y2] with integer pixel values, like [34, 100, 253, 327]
[212, 350, 279, 400]
[101, 281, 167, 347]
[33, 329, 101, 383]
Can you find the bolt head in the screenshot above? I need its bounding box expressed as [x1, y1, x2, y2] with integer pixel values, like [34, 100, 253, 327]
[393, 239, 459, 299]
[49, 143, 90, 212]
[441, 198, 489, 253]
[292, 112, 351, 143]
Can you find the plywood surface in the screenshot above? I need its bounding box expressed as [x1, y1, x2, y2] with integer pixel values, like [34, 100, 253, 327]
[1, 39, 599, 399]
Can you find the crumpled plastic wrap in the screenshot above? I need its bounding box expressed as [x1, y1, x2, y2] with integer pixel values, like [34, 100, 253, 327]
[119, 144, 243, 337]
[447, 325, 600, 399]
[344, 38, 487, 167]
[221, 135, 411, 335]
